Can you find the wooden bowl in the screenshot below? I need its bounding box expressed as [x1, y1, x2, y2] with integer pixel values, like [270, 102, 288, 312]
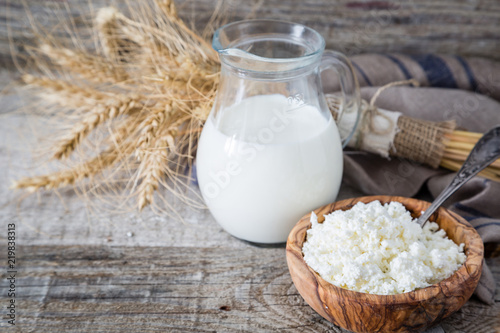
[286, 196, 484, 333]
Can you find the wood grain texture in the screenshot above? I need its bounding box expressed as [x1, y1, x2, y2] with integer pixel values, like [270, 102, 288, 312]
[1, 0, 500, 68]
[0, 245, 498, 333]
[0, 245, 341, 332]
[0, 70, 498, 332]
[286, 196, 485, 333]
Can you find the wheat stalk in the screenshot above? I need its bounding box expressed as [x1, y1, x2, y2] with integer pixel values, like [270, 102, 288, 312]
[153, 0, 218, 61]
[441, 131, 500, 182]
[135, 104, 173, 157]
[441, 157, 500, 182]
[24, 73, 145, 159]
[12, 110, 142, 192]
[39, 44, 128, 83]
[95, 7, 127, 63]
[136, 135, 170, 210]
[11, 146, 129, 192]
[53, 93, 143, 159]
[22, 74, 108, 109]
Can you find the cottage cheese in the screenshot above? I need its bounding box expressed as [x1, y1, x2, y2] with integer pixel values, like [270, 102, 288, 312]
[302, 200, 466, 295]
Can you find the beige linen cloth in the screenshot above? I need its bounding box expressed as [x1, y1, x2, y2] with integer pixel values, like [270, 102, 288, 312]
[324, 53, 500, 304]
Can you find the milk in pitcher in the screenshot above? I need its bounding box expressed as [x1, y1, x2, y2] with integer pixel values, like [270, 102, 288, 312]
[196, 94, 343, 243]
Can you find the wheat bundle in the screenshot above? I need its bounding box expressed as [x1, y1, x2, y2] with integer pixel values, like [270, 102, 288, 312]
[12, 0, 222, 215]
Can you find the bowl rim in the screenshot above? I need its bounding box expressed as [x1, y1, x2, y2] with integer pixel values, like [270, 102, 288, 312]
[286, 195, 484, 305]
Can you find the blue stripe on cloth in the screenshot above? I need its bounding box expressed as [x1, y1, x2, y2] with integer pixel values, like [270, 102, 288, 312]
[474, 222, 500, 230]
[409, 54, 458, 88]
[453, 202, 492, 219]
[463, 216, 481, 222]
[383, 54, 412, 79]
[351, 60, 373, 86]
[455, 55, 479, 91]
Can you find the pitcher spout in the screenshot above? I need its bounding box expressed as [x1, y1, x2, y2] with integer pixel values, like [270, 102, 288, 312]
[212, 19, 324, 74]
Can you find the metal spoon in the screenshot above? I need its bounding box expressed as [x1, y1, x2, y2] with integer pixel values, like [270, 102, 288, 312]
[417, 125, 500, 227]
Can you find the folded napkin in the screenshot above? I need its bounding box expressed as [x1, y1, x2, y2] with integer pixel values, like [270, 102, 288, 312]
[325, 54, 500, 304]
[323, 53, 500, 102]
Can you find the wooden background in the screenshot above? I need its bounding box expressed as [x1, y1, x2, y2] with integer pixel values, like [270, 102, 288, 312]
[1, 0, 500, 68]
[0, 0, 499, 332]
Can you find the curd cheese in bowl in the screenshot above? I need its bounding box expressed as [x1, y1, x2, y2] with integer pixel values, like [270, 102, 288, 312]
[286, 196, 484, 333]
[302, 200, 466, 295]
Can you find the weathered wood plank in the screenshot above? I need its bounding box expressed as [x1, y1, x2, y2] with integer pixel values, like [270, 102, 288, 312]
[1, 0, 500, 68]
[2, 246, 339, 332]
[0, 245, 498, 332]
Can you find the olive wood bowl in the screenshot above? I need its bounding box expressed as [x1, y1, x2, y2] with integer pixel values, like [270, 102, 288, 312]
[286, 196, 484, 333]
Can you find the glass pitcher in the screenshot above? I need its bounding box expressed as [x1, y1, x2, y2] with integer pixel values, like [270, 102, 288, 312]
[196, 19, 361, 244]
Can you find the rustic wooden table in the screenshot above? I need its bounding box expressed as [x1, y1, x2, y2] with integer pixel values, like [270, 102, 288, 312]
[0, 70, 498, 332]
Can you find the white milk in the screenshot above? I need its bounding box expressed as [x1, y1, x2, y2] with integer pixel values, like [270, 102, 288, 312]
[196, 94, 343, 243]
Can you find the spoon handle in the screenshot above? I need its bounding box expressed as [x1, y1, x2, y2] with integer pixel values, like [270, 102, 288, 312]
[417, 126, 500, 227]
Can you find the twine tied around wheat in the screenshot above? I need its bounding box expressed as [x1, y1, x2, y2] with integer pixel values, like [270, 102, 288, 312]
[326, 78, 456, 169]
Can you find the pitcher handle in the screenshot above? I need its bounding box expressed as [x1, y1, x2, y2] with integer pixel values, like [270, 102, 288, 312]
[320, 50, 361, 148]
